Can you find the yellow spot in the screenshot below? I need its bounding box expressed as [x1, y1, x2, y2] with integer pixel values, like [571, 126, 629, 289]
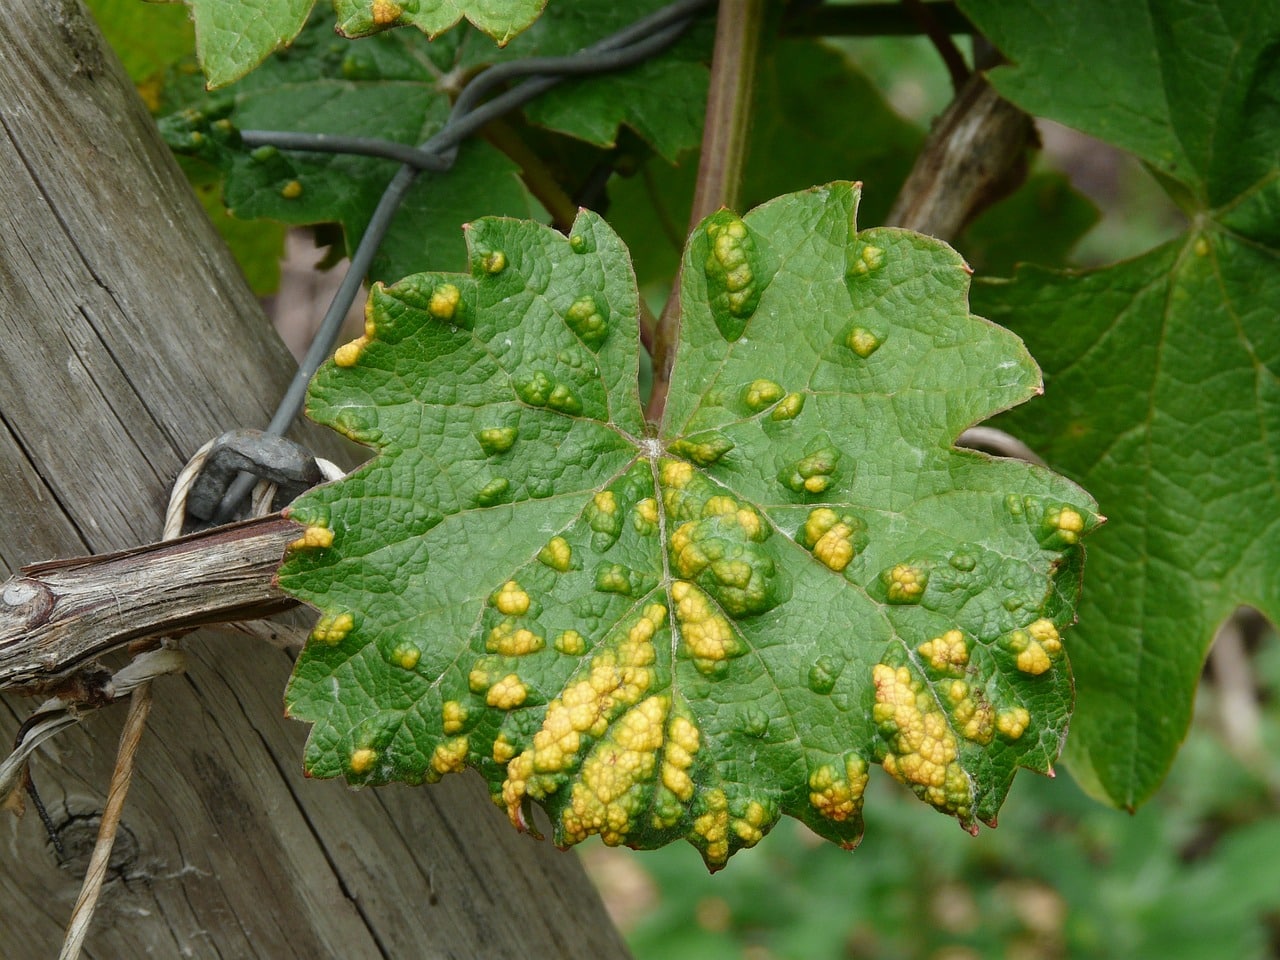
[481, 250, 507, 273]
[845, 327, 882, 358]
[672, 581, 738, 669]
[770, 392, 805, 420]
[477, 426, 518, 455]
[310, 612, 353, 645]
[813, 524, 855, 571]
[430, 736, 469, 777]
[468, 662, 497, 693]
[487, 619, 544, 656]
[1049, 506, 1085, 543]
[538, 536, 572, 572]
[1016, 644, 1053, 675]
[290, 524, 334, 551]
[371, 0, 402, 25]
[849, 244, 884, 275]
[493, 733, 517, 764]
[392, 643, 420, 669]
[486, 674, 528, 710]
[661, 459, 693, 488]
[1006, 620, 1059, 675]
[661, 713, 699, 802]
[349, 747, 377, 774]
[363, 292, 378, 338]
[559, 695, 669, 847]
[670, 521, 710, 577]
[280, 179, 303, 199]
[732, 799, 771, 847]
[492, 580, 531, 616]
[1194, 235, 1210, 256]
[808, 754, 869, 822]
[744, 379, 784, 411]
[429, 283, 461, 320]
[334, 335, 368, 367]
[1029, 618, 1063, 654]
[633, 497, 659, 535]
[442, 700, 468, 734]
[803, 475, 830, 493]
[873, 664, 971, 817]
[885, 563, 926, 603]
[502, 606, 663, 829]
[951, 694, 995, 745]
[548, 629, 583, 655]
[801, 506, 859, 571]
[918, 629, 969, 672]
[997, 707, 1031, 740]
[702, 495, 736, 517]
[694, 788, 730, 866]
[593, 489, 618, 515]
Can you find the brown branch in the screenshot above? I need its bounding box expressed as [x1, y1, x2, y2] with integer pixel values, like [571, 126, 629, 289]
[0, 515, 303, 695]
[886, 69, 1035, 241]
[903, 0, 970, 90]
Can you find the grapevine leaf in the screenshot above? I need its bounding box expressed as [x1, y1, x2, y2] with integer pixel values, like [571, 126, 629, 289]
[159, 16, 539, 283]
[332, 0, 546, 45]
[182, 0, 314, 89]
[277, 183, 1097, 869]
[176, 0, 548, 87]
[464, 0, 712, 162]
[961, 0, 1280, 807]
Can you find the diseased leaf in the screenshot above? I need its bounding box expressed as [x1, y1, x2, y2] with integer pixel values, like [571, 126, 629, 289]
[160, 17, 538, 283]
[176, 0, 548, 87]
[159, 1, 709, 279]
[277, 183, 1097, 869]
[960, 0, 1280, 807]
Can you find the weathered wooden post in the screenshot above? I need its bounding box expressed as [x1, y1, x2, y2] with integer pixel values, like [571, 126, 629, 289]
[0, 2, 629, 954]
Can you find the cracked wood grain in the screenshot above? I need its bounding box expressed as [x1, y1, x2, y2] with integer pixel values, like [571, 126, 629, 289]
[0, 1, 631, 956]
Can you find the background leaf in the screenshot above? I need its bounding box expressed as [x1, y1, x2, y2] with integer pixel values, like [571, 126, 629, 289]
[277, 183, 1097, 869]
[960, 0, 1280, 807]
[176, 0, 549, 88]
[160, 1, 711, 280]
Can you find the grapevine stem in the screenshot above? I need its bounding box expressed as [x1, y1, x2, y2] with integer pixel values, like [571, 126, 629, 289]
[645, 0, 768, 426]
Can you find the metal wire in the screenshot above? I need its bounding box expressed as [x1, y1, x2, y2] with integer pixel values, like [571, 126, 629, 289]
[213, 0, 714, 521]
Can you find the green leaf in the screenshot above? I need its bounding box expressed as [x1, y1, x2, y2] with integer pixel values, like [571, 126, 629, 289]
[177, 0, 548, 87]
[956, 171, 1099, 275]
[332, 0, 546, 44]
[277, 183, 1097, 869]
[184, 0, 314, 89]
[160, 17, 539, 282]
[456, 0, 713, 162]
[962, 0, 1280, 807]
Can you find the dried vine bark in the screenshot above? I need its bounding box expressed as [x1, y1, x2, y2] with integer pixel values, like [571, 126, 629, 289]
[0, 1, 630, 956]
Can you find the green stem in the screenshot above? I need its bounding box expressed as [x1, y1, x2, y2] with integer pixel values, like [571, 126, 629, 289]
[644, 0, 768, 426]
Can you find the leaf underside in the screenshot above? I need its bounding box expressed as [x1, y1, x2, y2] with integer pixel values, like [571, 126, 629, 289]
[278, 182, 1097, 869]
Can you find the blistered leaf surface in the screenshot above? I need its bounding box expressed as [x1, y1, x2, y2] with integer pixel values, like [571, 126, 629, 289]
[278, 183, 1096, 868]
[962, 0, 1280, 807]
